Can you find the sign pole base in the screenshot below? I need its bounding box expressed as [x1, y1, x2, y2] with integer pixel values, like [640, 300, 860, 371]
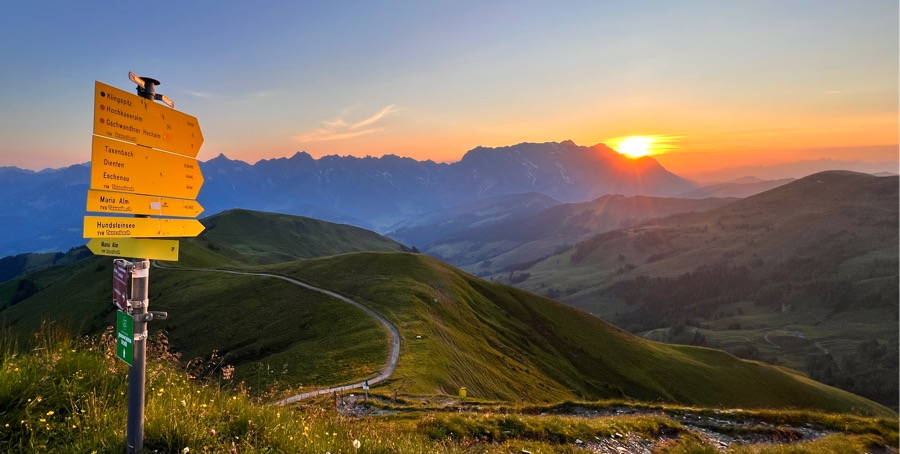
[126, 259, 149, 454]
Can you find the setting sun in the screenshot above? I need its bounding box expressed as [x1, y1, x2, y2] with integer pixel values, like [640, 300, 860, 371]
[614, 136, 655, 159]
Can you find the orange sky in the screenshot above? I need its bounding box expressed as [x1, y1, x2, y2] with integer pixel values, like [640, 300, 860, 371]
[0, 2, 897, 177]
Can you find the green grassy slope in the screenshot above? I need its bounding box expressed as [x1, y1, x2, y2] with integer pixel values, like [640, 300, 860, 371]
[270, 252, 893, 416]
[0, 209, 410, 391]
[0, 255, 389, 392]
[1, 207, 893, 416]
[0, 255, 113, 334]
[0, 247, 93, 284]
[194, 208, 409, 265]
[501, 171, 899, 407]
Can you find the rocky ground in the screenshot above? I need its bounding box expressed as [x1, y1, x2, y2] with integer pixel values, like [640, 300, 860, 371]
[327, 395, 897, 453]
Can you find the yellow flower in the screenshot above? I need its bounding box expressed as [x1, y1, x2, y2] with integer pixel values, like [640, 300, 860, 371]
[46, 411, 54, 416]
[39, 418, 46, 423]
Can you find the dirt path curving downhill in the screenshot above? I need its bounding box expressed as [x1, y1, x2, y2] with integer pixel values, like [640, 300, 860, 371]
[153, 263, 401, 405]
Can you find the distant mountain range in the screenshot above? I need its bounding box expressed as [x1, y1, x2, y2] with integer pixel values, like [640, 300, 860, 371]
[1, 140, 894, 259]
[198, 140, 695, 230]
[0, 141, 695, 257]
[682, 158, 898, 183]
[0, 165, 90, 258]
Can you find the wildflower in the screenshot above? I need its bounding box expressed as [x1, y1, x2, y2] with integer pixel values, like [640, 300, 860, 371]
[353, 439, 361, 450]
[39, 418, 46, 423]
[46, 411, 54, 416]
[183, 448, 190, 454]
[210, 429, 216, 436]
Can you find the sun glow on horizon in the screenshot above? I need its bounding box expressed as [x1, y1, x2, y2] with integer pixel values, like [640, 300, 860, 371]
[613, 136, 656, 159]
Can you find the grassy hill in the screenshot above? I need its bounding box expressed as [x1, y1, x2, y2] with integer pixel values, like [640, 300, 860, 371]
[678, 177, 795, 199]
[0, 209, 409, 390]
[500, 171, 899, 406]
[410, 194, 735, 271]
[195, 208, 410, 265]
[0, 247, 93, 284]
[0, 206, 893, 417]
[267, 252, 892, 415]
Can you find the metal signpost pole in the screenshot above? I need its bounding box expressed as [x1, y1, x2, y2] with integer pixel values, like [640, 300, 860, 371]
[126, 76, 159, 454]
[126, 259, 150, 453]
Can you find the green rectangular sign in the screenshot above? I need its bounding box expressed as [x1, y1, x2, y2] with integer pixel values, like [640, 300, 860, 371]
[116, 310, 134, 366]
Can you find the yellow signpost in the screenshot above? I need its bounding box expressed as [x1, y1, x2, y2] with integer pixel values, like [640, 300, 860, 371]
[87, 189, 203, 218]
[87, 238, 179, 261]
[87, 74, 206, 454]
[83, 216, 204, 239]
[93, 81, 203, 158]
[90, 136, 203, 199]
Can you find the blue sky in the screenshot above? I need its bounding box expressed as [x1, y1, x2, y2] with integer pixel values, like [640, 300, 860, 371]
[0, 1, 896, 175]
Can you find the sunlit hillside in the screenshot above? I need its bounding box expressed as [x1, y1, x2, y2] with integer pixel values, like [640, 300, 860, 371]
[503, 171, 899, 407]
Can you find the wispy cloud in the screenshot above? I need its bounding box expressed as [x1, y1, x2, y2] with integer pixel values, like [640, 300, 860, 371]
[232, 90, 280, 104]
[293, 104, 400, 143]
[186, 91, 213, 99]
[351, 104, 400, 129]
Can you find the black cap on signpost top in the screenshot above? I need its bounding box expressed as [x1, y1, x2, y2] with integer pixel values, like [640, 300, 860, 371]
[130, 71, 174, 108]
[135, 76, 160, 100]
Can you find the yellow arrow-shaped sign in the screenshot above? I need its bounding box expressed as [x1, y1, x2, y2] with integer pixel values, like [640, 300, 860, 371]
[93, 81, 203, 157]
[90, 136, 203, 200]
[86, 189, 203, 218]
[83, 216, 205, 239]
[86, 238, 179, 261]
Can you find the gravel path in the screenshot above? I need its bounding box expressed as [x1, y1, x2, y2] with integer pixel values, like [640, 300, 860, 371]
[153, 263, 401, 406]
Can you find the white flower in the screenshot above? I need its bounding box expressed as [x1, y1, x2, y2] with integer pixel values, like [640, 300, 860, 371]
[182, 448, 190, 454]
[353, 439, 361, 449]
